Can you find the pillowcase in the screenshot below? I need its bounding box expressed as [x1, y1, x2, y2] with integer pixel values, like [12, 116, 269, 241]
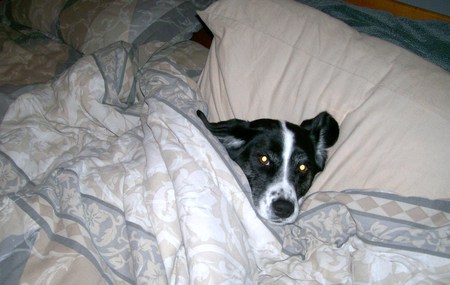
[198, 0, 450, 199]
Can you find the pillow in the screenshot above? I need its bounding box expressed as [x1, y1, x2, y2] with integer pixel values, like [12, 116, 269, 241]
[198, 0, 450, 199]
[59, 0, 213, 54]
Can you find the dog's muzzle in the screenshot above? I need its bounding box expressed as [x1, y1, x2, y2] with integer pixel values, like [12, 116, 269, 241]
[272, 199, 295, 219]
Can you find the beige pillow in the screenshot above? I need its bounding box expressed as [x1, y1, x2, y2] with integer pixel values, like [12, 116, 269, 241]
[198, 0, 450, 199]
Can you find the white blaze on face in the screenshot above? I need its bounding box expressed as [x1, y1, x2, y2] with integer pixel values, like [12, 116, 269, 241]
[280, 122, 294, 190]
[257, 121, 299, 224]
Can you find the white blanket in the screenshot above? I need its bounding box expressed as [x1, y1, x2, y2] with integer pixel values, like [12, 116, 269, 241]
[1, 43, 449, 284]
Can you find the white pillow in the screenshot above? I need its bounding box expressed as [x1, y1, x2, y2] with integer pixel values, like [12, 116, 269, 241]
[198, 0, 450, 199]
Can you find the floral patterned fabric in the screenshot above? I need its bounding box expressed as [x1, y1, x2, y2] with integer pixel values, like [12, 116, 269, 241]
[0, 0, 214, 121]
[1, 42, 450, 284]
[0, 23, 80, 87]
[4, 0, 215, 54]
[0, 22, 81, 122]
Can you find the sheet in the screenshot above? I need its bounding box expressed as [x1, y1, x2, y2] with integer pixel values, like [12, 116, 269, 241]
[1, 42, 449, 284]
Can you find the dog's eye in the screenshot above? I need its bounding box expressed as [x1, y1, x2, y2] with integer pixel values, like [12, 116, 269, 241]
[258, 155, 270, 166]
[298, 164, 308, 173]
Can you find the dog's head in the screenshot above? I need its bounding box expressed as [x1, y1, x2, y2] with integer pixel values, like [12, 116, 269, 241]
[197, 110, 339, 225]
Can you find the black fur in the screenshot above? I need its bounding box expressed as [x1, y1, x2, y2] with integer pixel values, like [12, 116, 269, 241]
[197, 110, 339, 224]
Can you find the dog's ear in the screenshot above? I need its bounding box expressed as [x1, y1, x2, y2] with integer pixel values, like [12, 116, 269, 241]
[197, 110, 258, 153]
[300, 112, 339, 170]
[197, 110, 255, 150]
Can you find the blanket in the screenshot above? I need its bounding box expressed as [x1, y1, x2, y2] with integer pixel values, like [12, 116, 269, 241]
[1, 43, 449, 284]
[0, 23, 81, 122]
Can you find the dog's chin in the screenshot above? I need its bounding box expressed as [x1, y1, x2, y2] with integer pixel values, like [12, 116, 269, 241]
[267, 216, 297, 226]
[269, 212, 299, 225]
[256, 196, 305, 226]
[256, 204, 300, 226]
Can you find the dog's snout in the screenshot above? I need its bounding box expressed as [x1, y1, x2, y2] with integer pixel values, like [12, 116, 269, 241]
[272, 199, 295, 218]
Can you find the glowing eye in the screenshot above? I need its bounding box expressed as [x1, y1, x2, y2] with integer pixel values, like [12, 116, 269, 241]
[299, 164, 308, 173]
[258, 155, 270, 165]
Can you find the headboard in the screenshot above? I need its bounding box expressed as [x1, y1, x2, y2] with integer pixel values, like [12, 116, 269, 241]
[345, 0, 450, 21]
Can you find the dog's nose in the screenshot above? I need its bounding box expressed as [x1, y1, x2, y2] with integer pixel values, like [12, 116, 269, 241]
[272, 199, 295, 218]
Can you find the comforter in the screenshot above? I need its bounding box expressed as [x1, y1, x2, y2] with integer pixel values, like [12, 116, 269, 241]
[1, 43, 449, 284]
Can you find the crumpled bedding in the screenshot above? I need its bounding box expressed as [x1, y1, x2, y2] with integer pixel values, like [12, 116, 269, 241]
[1, 43, 449, 284]
[0, 23, 80, 88]
[0, 22, 81, 122]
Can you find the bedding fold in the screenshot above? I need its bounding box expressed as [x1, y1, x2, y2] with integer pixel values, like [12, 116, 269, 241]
[1, 41, 449, 284]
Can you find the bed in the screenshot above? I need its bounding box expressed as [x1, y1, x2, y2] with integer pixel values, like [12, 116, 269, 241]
[1, 0, 449, 284]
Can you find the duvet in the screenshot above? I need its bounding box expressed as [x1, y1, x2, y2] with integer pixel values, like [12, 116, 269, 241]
[1, 43, 449, 284]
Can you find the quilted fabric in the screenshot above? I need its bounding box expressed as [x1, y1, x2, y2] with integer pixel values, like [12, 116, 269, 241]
[3, 0, 215, 54]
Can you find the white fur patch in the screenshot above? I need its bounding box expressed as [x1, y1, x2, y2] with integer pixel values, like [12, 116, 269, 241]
[280, 122, 294, 186]
[315, 129, 327, 168]
[257, 122, 299, 224]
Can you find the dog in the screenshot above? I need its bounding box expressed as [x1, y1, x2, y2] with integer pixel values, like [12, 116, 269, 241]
[197, 110, 339, 225]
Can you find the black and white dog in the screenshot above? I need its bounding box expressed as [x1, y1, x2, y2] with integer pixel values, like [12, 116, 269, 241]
[197, 110, 339, 225]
